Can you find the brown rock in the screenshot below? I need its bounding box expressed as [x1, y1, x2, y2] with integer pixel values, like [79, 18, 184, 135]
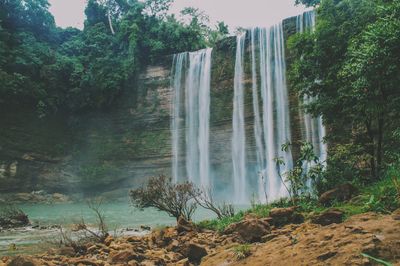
[108, 250, 141, 264]
[176, 217, 195, 234]
[319, 183, 358, 205]
[7, 256, 40, 266]
[224, 218, 271, 243]
[311, 209, 344, 226]
[186, 243, 207, 263]
[269, 207, 304, 226]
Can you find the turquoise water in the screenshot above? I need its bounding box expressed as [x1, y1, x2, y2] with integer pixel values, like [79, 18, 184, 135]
[0, 202, 218, 256]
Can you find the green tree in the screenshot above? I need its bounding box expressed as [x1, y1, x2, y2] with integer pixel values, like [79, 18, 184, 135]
[289, 0, 400, 182]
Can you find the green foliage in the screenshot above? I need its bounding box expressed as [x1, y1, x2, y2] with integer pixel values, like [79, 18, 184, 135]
[289, 0, 400, 183]
[280, 142, 325, 198]
[232, 244, 252, 260]
[0, 0, 222, 116]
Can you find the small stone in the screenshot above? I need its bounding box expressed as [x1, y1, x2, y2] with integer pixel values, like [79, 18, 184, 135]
[311, 209, 344, 226]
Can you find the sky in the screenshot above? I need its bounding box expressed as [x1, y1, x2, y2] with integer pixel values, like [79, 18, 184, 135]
[48, 0, 308, 31]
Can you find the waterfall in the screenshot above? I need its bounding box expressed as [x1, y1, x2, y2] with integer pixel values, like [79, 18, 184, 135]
[240, 23, 293, 203]
[296, 11, 328, 165]
[171, 48, 213, 189]
[258, 24, 292, 202]
[232, 34, 247, 203]
[171, 13, 328, 204]
[251, 29, 266, 201]
[171, 53, 187, 183]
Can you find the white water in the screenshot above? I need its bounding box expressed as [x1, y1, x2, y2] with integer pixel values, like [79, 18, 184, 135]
[171, 48, 213, 189]
[170, 13, 328, 204]
[171, 53, 187, 183]
[232, 34, 247, 203]
[250, 28, 266, 201]
[257, 24, 293, 202]
[296, 11, 328, 165]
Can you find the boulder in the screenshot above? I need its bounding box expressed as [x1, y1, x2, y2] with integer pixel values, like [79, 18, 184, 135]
[224, 218, 271, 243]
[311, 209, 344, 226]
[186, 243, 207, 264]
[319, 183, 358, 205]
[268, 207, 304, 226]
[176, 217, 195, 233]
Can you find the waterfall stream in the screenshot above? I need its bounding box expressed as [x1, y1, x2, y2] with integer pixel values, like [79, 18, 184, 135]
[171, 12, 326, 203]
[296, 11, 328, 166]
[171, 48, 213, 189]
[232, 34, 247, 203]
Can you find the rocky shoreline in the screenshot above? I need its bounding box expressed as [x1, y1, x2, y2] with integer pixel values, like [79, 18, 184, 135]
[1, 208, 399, 266]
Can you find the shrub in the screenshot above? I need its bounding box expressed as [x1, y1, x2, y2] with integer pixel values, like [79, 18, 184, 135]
[193, 188, 235, 220]
[130, 175, 199, 221]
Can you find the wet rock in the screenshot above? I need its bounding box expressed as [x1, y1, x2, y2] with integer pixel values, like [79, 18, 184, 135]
[319, 183, 358, 205]
[176, 217, 195, 234]
[7, 256, 40, 266]
[311, 209, 344, 226]
[269, 207, 304, 226]
[186, 243, 207, 264]
[224, 218, 271, 243]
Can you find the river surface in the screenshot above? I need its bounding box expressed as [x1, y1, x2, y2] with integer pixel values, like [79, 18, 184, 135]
[0, 202, 224, 256]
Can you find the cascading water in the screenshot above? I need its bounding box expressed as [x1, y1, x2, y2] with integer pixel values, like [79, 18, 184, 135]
[171, 13, 328, 204]
[171, 48, 213, 189]
[296, 11, 328, 165]
[250, 28, 266, 201]
[232, 34, 247, 203]
[257, 24, 293, 202]
[171, 53, 187, 183]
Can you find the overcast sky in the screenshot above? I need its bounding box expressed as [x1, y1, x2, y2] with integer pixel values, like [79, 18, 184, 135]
[49, 0, 308, 31]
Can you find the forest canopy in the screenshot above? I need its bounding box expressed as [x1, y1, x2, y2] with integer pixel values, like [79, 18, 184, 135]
[289, 0, 400, 185]
[0, 0, 228, 116]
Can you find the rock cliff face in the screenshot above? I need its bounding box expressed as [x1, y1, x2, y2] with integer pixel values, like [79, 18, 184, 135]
[0, 16, 302, 197]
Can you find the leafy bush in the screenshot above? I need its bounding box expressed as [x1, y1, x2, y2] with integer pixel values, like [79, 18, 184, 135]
[130, 175, 199, 221]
